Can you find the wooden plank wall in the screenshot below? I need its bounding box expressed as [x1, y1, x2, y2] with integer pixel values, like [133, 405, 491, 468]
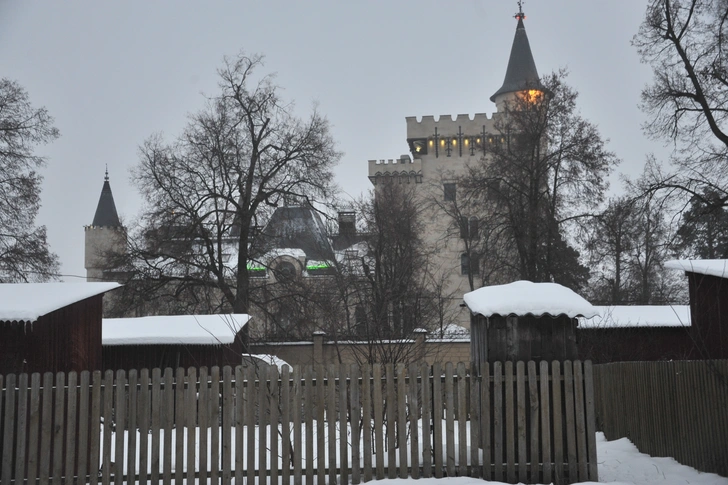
[594, 360, 728, 478]
[0, 361, 598, 485]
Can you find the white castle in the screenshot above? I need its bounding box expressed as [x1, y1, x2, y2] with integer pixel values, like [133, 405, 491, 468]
[367, 9, 548, 328]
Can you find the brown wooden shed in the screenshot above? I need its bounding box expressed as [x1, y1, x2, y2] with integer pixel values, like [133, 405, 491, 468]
[665, 259, 728, 359]
[102, 314, 250, 371]
[0, 282, 120, 374]
[464, 281, 598, 365]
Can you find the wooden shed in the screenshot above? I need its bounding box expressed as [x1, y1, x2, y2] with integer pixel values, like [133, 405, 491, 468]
[464, 281, 598, 365]
[0, 282, 120, 374]
[102, 314, 250, 371]
[665, 259, 728, 359]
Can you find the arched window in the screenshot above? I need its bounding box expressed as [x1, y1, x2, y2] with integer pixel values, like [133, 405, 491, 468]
[275, 261, 298, 282]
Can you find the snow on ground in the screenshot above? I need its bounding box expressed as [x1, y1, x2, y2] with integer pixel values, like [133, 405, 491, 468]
[595, 433, 727, 485]
[105, 423, 727, 485]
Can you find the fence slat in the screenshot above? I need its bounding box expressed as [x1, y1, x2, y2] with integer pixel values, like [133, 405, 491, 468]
[362, 363, 373, 482]
[128, 370, 138, 485]
[397, 363, 407, 479]
[89, 371, 102, 485]
[13, 373, 28, 485]
[258, 365, 268, 485]
[198, 367, 209, 485]
[327, 365, 337, 485]
[493, 362, 503, 482]
[551, 361, 564, 484]
[505, 361, 515, 483]
[526, 361, 539, 483]
[281, 365, 291, 485]
[432, 362, 442, 479]
[27, 373, 42, 485]
[209, 367, 220, 485]
[52, 372, 65, 485]
[64, 372, 78, 484]
[574, 361, 588, 482]
[246, 366, 256, 485]
[409, 364, 420, 480]
[385, 363, 396, 479]
[315, 365, 325, 485]
[270, 365, 280, 485]
[421, 362, 432, 479]
[457, 362, 467, 477]
[304, 366, 314, 485]
[292, 365, 302, 485]
[222, 366, 233, 485]
[162, 368, 173, 485]
[138, 369, 150, 485]
[40, 372, 54, 485]
[150, 369, 161, 485]
[2, 374, 16, 485]
[174, 368, 185, 485]
[350, 364, 361, 484]
[516, 362, 527, 483]
[583, 361, 598, 481]
[540, 360, 552, 483]
[185, 368, 196, 485]
[469, 363, 480, 479]
[373, 364, 384, 480]
[339, 364, 349, 484]
[234, 366, 244, 485]
[112, 370, 125, 485]
[480, 363, 490, 481]
[563, 361, 577, 482]
[444, 362, 455, 477]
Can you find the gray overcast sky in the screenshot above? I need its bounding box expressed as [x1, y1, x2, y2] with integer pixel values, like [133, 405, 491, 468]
[0, 1, 669, 281]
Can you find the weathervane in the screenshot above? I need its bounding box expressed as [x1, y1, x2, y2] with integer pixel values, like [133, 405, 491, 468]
[105, 164, 109, 182]
[515, 0, 525, 21]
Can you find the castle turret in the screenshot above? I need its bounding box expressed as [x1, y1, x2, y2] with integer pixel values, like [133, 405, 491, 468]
[490, 5, 549, 110]
[85, 169, 126, 281]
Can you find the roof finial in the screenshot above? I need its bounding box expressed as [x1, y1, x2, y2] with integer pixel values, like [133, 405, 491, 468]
[515, 0, 525, 21]
[105, 164, 109, 182]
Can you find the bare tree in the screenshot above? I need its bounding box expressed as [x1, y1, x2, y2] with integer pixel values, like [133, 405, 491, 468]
[0, 79, 60, 282]
[635, 0, 728, 207]
[117, 52, 340, 318]
[462, 70, 617, 289]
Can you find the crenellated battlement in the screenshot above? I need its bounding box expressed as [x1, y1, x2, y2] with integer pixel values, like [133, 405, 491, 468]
[367, 156, 423, 185]
[406, 112, 498, 139]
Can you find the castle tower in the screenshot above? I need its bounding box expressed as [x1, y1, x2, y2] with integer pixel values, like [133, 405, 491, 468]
[84, 169, 126, 282]
[490, 5, 549, 110]
[366, 6, 549, 329]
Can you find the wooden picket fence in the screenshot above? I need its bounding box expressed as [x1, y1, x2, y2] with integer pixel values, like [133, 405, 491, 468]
[0, 360, 598, 485]
[594, 359, 728, 478]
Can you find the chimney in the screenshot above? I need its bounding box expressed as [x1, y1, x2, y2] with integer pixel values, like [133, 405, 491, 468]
[338, 211, 356, 236]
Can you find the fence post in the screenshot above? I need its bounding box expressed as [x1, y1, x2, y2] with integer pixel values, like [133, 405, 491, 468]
[414, 329, 427, 363]
[313, 332, 326, 366]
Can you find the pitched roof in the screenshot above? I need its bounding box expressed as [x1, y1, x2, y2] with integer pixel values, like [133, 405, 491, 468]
[464, 280, 599, 318]
[254, 206, 334, 261]
[490, 17, 546, 102]
[103, 314, 249, 345]
[91, 174, 121, 227]
[664, 259, 728, 279]
[0, 282, 121, 323]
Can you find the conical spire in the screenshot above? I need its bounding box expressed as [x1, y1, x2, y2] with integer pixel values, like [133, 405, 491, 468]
[490, 6, 545, 102]
[91, 167, 121, 227]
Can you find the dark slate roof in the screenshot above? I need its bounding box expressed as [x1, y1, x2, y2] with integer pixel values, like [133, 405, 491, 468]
[91, 177, 121, 227]
[254, 206, 334, 261]
[490, 17, 545, 102]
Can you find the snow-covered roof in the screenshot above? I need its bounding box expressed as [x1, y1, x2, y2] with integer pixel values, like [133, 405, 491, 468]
[664, 259, 728, 279]
[579, 305, 690, 329]
[0, 282, 121, 323]
[243, 354, 290, 371]
[463, 281, 599, 318]
[103, 314, 249, 346]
